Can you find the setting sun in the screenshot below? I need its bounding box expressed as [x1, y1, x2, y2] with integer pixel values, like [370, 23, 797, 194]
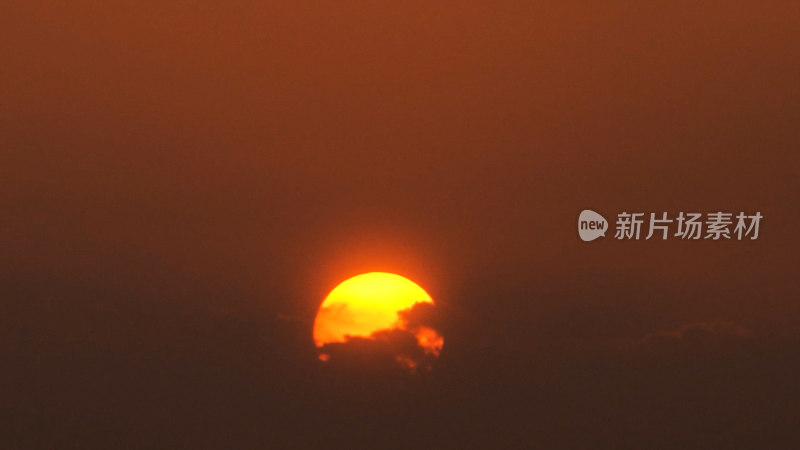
[313, 272, 443, 366]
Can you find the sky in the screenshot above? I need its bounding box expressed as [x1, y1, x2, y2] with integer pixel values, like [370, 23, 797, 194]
[2, 1, 800, 448]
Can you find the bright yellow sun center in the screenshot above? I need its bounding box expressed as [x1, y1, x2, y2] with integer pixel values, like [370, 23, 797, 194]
[313, 272, 434, 347]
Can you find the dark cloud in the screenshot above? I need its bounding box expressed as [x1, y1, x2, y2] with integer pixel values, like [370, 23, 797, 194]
[316, 302, 445, 372]
[643, 320, 752, 345]
[397, 301, 442, 329]
[318, 329, 427, 373]
[638, 320, 753, 357]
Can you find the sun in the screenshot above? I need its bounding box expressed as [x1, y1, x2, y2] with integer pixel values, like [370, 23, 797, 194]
[313, 272, 443, 368]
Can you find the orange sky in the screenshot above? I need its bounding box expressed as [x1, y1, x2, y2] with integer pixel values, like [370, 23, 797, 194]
[4, 1, 798, 328]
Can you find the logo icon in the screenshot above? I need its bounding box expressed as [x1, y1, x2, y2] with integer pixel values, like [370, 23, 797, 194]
[578, 209, 608, 241]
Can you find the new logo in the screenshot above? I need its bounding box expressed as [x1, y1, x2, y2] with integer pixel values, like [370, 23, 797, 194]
[578, 210, 608, 242]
